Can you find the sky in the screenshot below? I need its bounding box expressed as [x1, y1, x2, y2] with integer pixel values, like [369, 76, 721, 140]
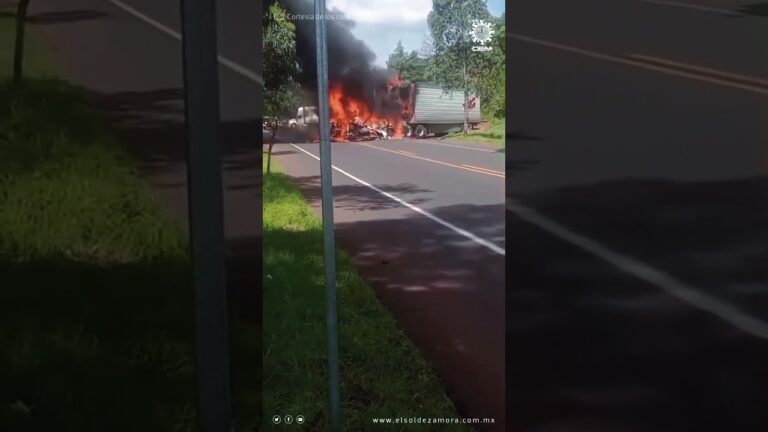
[326, 0, 505, 67]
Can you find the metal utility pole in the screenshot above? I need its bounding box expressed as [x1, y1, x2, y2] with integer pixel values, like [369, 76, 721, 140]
[13, 0, 31, 86]
[462, 60, 469, 134]
[313, 0, 342, 429]
[180, 0, 232, 431]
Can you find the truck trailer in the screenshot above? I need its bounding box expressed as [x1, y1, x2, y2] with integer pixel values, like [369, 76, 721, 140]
[401, 82, 482, 139]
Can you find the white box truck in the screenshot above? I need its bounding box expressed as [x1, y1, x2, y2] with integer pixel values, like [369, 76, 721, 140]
[288, 106, 319, 142]
[401, 82, 481, 139]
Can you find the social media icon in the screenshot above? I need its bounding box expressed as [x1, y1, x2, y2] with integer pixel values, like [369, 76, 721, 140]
[296, 415, 305, 424]
[272, 415, 281, 424]
[284, 415, 294, 424]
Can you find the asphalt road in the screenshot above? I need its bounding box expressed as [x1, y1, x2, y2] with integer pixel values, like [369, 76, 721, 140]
[507, 1, 768, 431]
[26, 0, 768, 429]
[271, 136, 507, 428]
[29, 0, 507, 429]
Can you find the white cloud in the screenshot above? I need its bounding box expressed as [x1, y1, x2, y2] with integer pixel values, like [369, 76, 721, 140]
[326, 0, 432, 66]
[350, 22, 429, 66]
[327, 0, 432, 24]
[321, 0, 504, 67]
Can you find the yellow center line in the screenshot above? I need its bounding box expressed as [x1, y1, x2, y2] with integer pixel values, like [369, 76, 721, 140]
[355, 142, 505, 179]
[629, 54, 768, 87]
[460, 164, 505, 176]
[508, 33, 768, 96]
[632, 0, 742, 16]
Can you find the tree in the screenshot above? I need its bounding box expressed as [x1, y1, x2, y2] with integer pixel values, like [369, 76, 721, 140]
[386, 41, 430, 83]
[263, 87, 299, 174]
[13, 0, 32, 86]
[263, 2, 301, 174]
[387, 40, 407, 67]
[474, 14, 505, 119]
[418, 33, 435, 59]
[427, 0, 497, 133]
[415, 33, 440, 82]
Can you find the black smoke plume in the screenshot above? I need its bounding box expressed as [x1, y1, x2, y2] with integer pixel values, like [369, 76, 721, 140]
[277, 0, 403, 116]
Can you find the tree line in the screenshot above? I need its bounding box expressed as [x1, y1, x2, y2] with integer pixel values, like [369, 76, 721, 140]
[263, 0, 504, 149]
[387, 0, 505, 122]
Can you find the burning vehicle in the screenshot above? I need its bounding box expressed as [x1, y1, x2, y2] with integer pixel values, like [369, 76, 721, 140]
[325, 74, 405, 142]
[329, 114, 396, 142]
[278, 0, 480, 142]
[288, 104, 394, 142]
[330, 118, 383, 142]
[325, 77, 482, 141]
[286, 73, 482, 143]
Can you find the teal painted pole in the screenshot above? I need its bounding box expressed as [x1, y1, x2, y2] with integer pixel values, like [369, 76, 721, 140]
[313, 0, 342, 429]
[179, 0, 232, 431]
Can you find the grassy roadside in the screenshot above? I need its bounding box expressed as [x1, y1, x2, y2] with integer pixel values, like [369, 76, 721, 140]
[0, 15, 258, 431]
[1, 10, 463, 431]
[0, 10, 49, 79]
[263, 158, 468, 430]
[444, 117, 505, 148]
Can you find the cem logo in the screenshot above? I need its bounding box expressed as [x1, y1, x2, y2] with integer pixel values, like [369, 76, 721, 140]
[470, 19, 494, 52]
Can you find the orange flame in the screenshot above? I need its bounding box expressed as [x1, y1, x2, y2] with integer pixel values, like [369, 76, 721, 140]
[327, 78, 405, 141]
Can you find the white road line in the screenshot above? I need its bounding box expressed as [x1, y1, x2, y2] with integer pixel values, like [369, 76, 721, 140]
[104, 0, 502, 254]
[632, 0, 743, 16]
[630, 54, 768, 87]
[508, 33, 768, 96]
[289, 144, 506, 256]
[110, 0, 766, 339]
[107, 0, 264, 85]
[507, 199, 768, 340]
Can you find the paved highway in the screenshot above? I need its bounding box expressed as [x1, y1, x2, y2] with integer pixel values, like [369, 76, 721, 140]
[30, 0, 507, 428]
[507, 1, 768, 430]
[28, 0, 768, 429]
[271, 136, 506, 428]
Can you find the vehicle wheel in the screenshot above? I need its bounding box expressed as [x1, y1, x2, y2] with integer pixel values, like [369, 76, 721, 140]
[414, 124, 428, 139]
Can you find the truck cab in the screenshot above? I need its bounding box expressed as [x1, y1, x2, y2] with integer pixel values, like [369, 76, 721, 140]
[287, 106, 319, 142]
[288, 106, 319, 128]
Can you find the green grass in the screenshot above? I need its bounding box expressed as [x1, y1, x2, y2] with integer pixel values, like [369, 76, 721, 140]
[0, 15, 260, 431]
[0, 9, 50, 79]
[263, 159, 468, 431]
[445, 117, 505, 148]
[0, 68, 196, 432]
[1, 12, 462, 431]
